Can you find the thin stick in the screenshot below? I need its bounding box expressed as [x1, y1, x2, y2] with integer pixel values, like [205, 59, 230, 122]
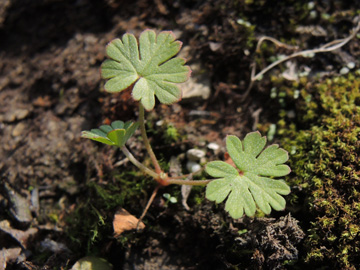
[244, 20, 360, 98]
[252, 23, 360, 81]
[241, 62, 256, 101]
[139, 104, 162, 174]
[137, 184, 161, 229]
[256, 36, 299, 52]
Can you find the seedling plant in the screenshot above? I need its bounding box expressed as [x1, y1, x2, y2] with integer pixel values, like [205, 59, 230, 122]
[82, 30, 291, 222]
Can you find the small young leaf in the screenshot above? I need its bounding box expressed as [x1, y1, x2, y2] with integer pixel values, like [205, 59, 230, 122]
[205, 131, 291, 219]
[81, 121, 139, 147]
[101, 30, 191, 110]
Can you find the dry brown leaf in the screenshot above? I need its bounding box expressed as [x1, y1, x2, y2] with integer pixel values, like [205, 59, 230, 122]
[113, 208, 145, 237]
[32, 96, 52, 107]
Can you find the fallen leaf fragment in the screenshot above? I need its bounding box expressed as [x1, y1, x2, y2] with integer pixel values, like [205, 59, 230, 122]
[32, 96, 52, 107]
[170, 156, 192, 211]
[181, 184, 192, 211]
[113, 208, 145, 237]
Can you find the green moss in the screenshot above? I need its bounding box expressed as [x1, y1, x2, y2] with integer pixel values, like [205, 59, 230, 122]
[65, 170, 151, 253]
[278, 74, 360, 269]
[164, 123, 180, 144]
[188, 185, 206, 205]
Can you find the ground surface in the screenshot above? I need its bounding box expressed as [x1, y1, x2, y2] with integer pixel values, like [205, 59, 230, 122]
[1, 0, 359, 269]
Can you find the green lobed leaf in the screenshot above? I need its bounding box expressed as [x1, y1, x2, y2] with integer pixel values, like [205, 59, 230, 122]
[81, 121, 139, 147]
[205, 131, 291, 219]
[101, 30, 191, 110]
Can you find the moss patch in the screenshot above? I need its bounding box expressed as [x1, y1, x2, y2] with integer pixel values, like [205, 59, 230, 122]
[64, 170, 152, 254]
[278, 73, 360, 269]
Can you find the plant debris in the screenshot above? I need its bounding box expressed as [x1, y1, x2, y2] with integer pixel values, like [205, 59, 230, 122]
[113, 208, 145, 237]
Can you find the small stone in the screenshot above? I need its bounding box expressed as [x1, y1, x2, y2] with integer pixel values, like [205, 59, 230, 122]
[293, 90, 300, 99]
[186, 149, 206, 161]
[340, 67, 349, 75]
[186, 161, 201, 173]
[4, 183, 32, 224]
[84, 34, 97, 45]
[307, 1, 315, 9]
[207, 142, 220, 151]
[309, 10, 317, 19]
[4, 109, 29, 122]
[209, 42, 222, 52]
[156, 120, 164, 126]
[12, 122, 26, 137]
[347, 62, 355, 69]
[40, 239, 70, 253]
[267, 124, 277, 141]
[287, 110, 296, 119]
[181, 62, 211, 100]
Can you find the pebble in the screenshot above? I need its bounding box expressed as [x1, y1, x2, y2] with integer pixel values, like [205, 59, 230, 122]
[4, 183, 32, 224]
[267, 124, 277, 141]
[186, 149, 205, 161]
[209, 42, 222, 52]
[156, 120, 164, 126]
[347, 62, 355, 69]
[340, 67, 349, 75]
[287, 110, 296, 119]
[12, 122, 26, 137]
[40, 238, 70, 253]
[180, 62, 211, 100]
[186, 161, 201, 173]
[3, 109, 30, 122]
[207, 142, 220, 151]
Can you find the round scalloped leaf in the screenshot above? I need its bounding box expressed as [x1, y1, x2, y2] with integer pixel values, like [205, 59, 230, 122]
[101, 30, 191, 111]
[205, 132, 291, 219]
[81, 121, 139, 147]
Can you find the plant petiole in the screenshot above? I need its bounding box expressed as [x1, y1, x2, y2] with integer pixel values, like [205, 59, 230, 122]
[120, 146, 159, 180]
[167, 179, 211, 186]
[139, 104, 162, 175]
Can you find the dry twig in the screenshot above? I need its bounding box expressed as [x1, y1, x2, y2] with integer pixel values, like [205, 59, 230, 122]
[242, 20, 360, 99]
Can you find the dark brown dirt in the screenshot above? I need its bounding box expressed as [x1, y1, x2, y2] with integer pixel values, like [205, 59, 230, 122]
[1, 0, 359, 269]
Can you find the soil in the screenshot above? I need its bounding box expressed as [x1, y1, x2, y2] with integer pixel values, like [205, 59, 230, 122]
[0, 0, 359, 269]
